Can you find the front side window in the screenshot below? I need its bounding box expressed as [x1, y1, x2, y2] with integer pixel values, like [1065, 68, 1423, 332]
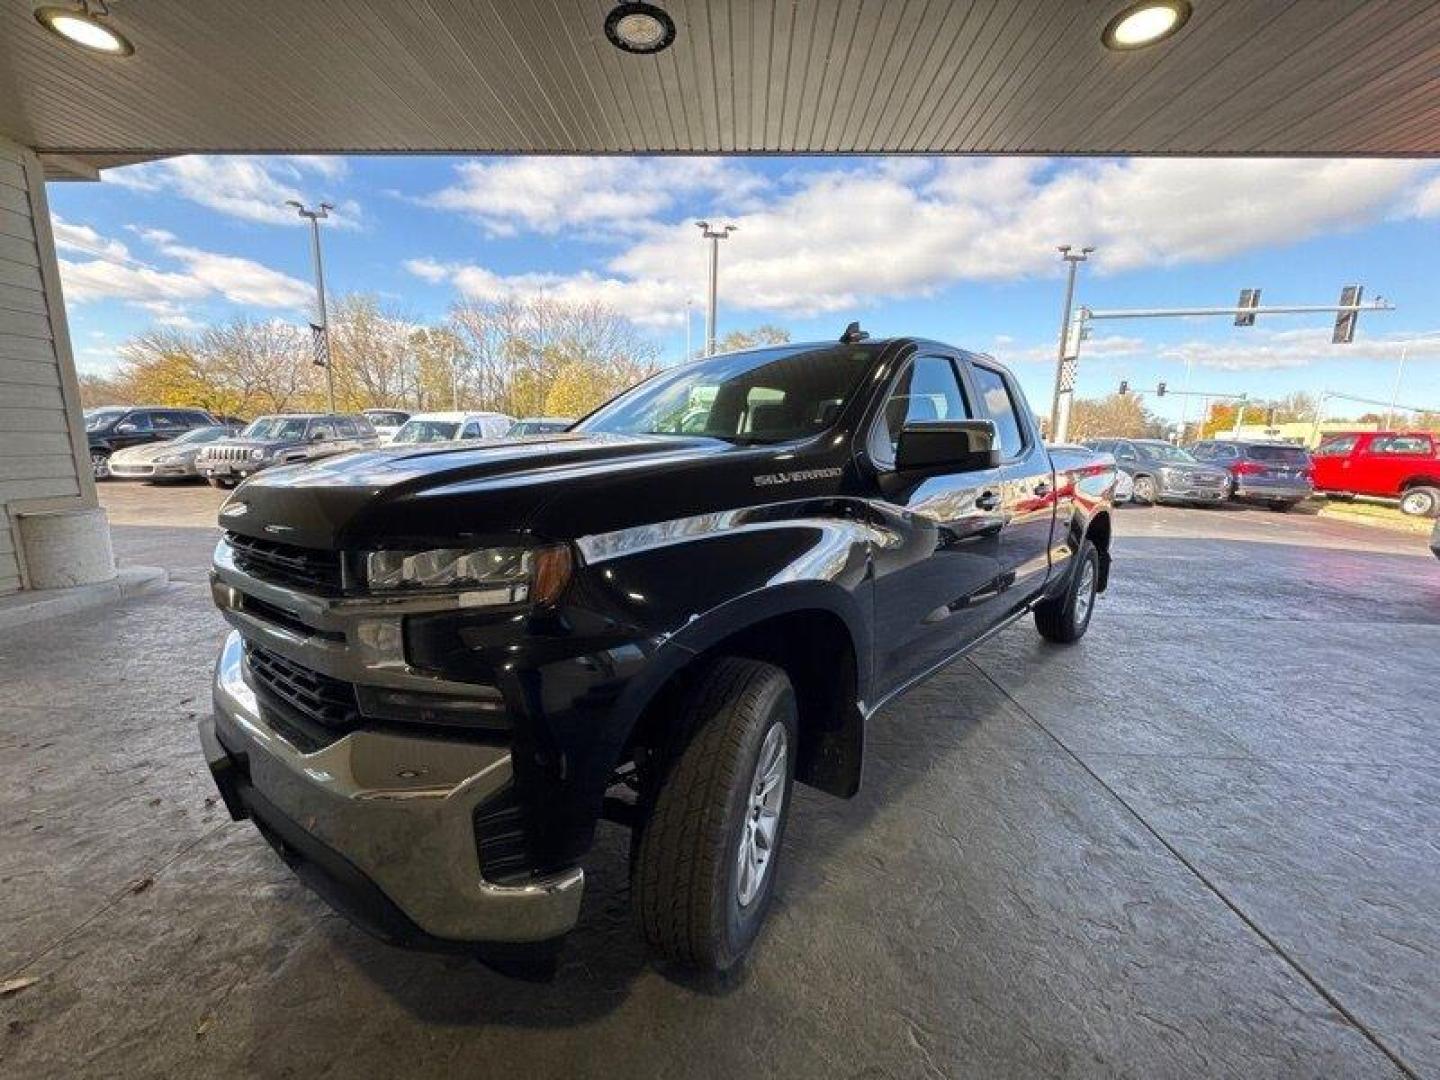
[460, 422, 481, 439]
[1114, 442, 1138, 461]
[309, 422, 337, 441]
[969, 364, 1024, 457]
[871, 355, 971, 462]
[576, 345, 874, 444]
[1314, 435, 1358, 457]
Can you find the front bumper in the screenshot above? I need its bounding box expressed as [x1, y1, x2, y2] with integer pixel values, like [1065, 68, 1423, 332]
[204, 629, 584, 946]
[110, 460, 195, 480]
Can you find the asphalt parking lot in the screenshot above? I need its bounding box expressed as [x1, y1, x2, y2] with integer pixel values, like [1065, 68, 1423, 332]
[3, 484, 1438, 1078]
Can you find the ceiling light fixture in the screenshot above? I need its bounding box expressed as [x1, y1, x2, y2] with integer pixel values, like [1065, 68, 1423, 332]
[34, 2, 133, 56]
[1101, 1, 1191, 50]
[604, 2, 676, 55]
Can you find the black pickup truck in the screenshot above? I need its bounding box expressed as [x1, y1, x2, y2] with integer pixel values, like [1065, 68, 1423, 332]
[200, 332, 1115, 972]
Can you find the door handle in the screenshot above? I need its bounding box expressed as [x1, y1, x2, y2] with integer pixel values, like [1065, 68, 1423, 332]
[1034, 480, 1052, 497]
[976, 491, 1001, 511]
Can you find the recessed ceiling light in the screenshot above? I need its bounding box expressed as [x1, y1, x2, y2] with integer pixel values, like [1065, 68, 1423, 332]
[1102, 1, 1191, 50]
[34, 4, 133, 56]
[604, 2, 676, 55]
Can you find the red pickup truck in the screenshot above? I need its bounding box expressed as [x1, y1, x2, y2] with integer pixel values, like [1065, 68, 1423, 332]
[1311, 431, 1440, 517]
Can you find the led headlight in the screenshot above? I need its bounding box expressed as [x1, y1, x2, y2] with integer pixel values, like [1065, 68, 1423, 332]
[362, 544, 572, 606]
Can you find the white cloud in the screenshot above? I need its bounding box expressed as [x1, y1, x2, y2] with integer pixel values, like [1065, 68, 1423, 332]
[107, 156, 361, 228]
[421, 157, 766, 237]
[1158, 328, 1440, 372]
[56, 219, 310, 314]
[410, 259, 687, 328]
[609, 158, 1435, 318]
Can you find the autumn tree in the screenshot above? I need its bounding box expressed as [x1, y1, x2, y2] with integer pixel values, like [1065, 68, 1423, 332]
[1067, 393, 1166, 440]
[718, 325, 791, 353]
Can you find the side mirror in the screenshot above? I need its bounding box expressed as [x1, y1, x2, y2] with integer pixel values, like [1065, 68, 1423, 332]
[895, 419, 1000, 473]
[115, 422, 139, 435]
[310, 431, 326, 442]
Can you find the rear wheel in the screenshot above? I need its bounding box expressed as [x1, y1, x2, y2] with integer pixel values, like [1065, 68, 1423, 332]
[1131, 475, 1158, 505]
[633, 658, 797, 972]
[1269, 501, 1299, 513]
[1035, 540, 1099, 644]
[1399, 486, 1440, 517]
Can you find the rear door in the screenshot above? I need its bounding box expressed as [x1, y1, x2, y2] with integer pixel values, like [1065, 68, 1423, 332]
[1364, 434, 1437, 496]
[967, 360, 1054, 605]
[867, 352, 1005, 696]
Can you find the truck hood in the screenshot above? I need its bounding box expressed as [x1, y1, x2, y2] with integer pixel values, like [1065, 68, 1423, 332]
[218, 432, 804, 550]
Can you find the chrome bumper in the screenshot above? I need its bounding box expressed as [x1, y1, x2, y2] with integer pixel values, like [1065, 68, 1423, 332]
[206, 630, 584, 943]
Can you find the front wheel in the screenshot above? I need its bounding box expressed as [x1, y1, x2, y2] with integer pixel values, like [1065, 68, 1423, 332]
[90, 449, 110, 481]
[1399, 486, 1440, 518]
[1131, 475, 1158, 505]
[1035, 540, 1099, 644]
[632, 658, 797, 972]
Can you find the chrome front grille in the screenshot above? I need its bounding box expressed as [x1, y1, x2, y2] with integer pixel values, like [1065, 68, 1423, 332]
[202, 445, 254, 464]
[245, 642, 360, 732]
[226, 531, 344, 593]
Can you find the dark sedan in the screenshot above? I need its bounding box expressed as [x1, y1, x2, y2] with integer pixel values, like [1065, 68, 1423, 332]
[1084, 438, 1231, 506]
[84, 406, 218, 480]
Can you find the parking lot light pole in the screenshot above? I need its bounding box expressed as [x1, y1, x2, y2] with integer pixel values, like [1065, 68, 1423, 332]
[1050, 245, 1094, 442]
[696, 221, 736, 356]
[288, 200, 336, 413]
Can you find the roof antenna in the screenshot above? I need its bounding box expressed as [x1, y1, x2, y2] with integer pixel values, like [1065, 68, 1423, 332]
[840, 321, 869, 344]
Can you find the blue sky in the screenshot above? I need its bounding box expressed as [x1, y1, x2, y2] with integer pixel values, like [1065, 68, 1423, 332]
[48, 153, 1440, 425]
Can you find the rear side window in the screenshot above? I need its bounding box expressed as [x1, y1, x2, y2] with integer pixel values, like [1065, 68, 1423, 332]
[969, 364, 1024, 457]
[1370, 436, 1433, 455]
[1314, 436, 1358, 457]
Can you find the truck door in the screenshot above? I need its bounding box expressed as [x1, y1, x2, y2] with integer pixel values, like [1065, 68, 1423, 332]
[867, 354, 1005, 697]
[1311, 434, 1360, 493]
[966, 361, 1055, 606]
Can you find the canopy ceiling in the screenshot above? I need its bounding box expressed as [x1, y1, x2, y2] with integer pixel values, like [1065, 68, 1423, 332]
[3, 0, 1437, 180]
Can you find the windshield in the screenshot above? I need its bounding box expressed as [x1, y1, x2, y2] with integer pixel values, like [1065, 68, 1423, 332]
[171, 426, 230, 445]
[1247, 444, 1310, 464]
[391, 419, 460, 444]
[85, 408, 126, 430]
[241, 417, 309, 441]
[1135, 443, 1197, 463]
[576, 345, 875, 443]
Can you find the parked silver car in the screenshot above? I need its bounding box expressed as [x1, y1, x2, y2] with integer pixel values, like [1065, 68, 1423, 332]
[1084, 438, 1230, 505]
[196, 413, 379, 488]
[107, 424, 243, 482]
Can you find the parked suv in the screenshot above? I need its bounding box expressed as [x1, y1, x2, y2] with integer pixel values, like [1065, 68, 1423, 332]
[200, 334, 1115, 972]
[390, 411, 514, 444]
[1084, 438, 1230, 505]
[1188, 439, 1314, 511]
[84, 406, 217, 480]
[1311, 431, 1440, 517]
[196, 413, 379, 488]
[361, 409, 411, 443]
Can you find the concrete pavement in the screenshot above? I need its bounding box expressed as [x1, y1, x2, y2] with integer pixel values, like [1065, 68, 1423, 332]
[1, 487, 1436, 1078]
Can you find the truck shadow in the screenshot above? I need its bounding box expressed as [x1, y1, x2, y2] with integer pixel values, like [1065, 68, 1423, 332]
[332, 648, 1031, 1024]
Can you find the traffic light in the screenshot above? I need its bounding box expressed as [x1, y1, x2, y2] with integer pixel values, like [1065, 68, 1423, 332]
[1157, 381, 1167, 397]
[1118, 380, 1129, 396]
[1234, 288, 1261, 327]
[1332, 284, 1363, 344]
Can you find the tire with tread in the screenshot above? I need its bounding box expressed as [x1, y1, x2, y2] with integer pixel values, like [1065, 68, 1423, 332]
[1035, 539, 1100, 644]
[632, 657, 797, 972]
[1399, 486, 1440, 518]
[1131, 475, 1158, 505]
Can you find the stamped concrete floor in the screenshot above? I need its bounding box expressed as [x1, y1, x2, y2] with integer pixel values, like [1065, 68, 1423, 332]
[2, 488, 1438, 1079]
